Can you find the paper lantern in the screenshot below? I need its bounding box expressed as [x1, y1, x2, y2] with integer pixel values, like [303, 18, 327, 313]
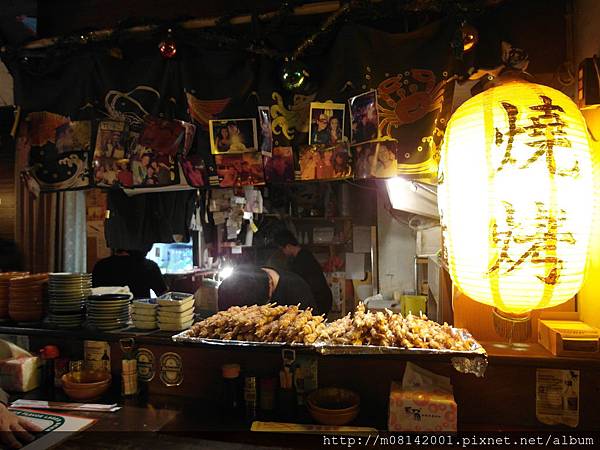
[438, 80, 594, 316]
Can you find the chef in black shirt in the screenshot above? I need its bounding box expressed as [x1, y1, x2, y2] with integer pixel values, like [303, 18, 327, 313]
[217, 265, 316, 312]
[92, 248, 168, 298]
[273, 229, 333, 315]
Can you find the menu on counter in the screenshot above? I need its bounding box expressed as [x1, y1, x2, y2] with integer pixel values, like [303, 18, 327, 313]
[9, 408, 96, 450]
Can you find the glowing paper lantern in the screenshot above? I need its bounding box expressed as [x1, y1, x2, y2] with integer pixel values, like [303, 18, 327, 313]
[438, 81, 594, 315]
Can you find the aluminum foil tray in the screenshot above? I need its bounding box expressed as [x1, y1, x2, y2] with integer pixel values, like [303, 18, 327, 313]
[172, 331, 488, 376]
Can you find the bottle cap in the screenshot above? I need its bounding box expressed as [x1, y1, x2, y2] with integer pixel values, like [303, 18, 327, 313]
[222, 363, 240, 379]
[41, 345, 60, 359]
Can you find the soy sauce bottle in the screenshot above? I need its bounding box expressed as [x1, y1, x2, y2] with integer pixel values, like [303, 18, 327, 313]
[221, 364, 241, 418]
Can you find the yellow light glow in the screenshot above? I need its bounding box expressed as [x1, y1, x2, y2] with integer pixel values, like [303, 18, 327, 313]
[438, 81, 594, 314]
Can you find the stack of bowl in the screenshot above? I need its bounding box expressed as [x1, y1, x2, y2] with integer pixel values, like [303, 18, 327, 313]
[8, 273, 48, 323]
[48, 273, 91, 329]
[0, 272, 29, 321]
[306, 388, 360, 426]
[87, 294, 131, 331]
[62, 369, 111, 401]
[157, 293, 195, 332]
[132, 299, 158, 330]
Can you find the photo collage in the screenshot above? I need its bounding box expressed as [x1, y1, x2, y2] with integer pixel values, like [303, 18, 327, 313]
[29, 89, 397, 192]
[93, 117, 186, 188]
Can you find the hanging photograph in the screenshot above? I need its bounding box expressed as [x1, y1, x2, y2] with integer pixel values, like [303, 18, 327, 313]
[180, 153, 207, 187]
[264, 146, 294, 183]
[139, 116, 185, 156]
[179, 120, 197, 156]
[258, 106, 273, 157]
[308, 102, 345, 146]
[93, 120, 129, 187]
[215, 152, 265, 187]
[349, 90, 379, 144]
[209, 118, 258, 154]
[352, 139, 398, 179]
[298, 142, 352, 181]
[24, 112, 93, 192]
[94, 120, 128, 160]
[55, 121, 92, 154]
[128, 117, 184, 187]
[330, 142, 353, 179]
[298, 145, 319, 181]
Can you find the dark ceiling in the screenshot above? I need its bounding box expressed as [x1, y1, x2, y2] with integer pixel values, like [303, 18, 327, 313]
[0, 0, 569, 77]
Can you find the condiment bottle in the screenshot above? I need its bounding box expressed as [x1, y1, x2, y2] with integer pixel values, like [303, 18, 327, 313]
[120, 338, 138, 397]
[54, 357, 70, 388]
[259, 377, 275, 416]
[244, 375, 257, 420]
[40, 345, 60, 389]
[221, 364, 241, 416]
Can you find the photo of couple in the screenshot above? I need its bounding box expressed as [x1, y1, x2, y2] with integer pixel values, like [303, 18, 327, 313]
[349, 90, 379, 145]
[353, 140, 398, 179]
[309, 102, 345, 146]
[299, 143, 352, 181]
[209, 118, 258, 154]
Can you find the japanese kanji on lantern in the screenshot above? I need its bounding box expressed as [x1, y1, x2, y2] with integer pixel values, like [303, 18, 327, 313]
[438, 80, 594, 317]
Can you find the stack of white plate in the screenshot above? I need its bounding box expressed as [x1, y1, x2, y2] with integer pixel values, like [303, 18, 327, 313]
[157, 292, 195, 332]
[87, 294, 131, 331]
[48, 273, 91, 329]
[132, 299, 158, 330]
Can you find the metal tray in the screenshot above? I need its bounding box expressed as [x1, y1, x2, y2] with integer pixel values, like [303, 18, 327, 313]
[172, 330, 488, 376]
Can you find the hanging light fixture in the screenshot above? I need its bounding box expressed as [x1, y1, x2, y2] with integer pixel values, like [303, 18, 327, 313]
[438, 80, 595, 331]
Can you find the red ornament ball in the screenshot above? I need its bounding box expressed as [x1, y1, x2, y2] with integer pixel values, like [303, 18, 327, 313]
[159, 37, 177, 59]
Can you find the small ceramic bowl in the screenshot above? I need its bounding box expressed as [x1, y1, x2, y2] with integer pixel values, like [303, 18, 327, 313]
[62, 371, 111, 401]
[306, 387, 360, 426]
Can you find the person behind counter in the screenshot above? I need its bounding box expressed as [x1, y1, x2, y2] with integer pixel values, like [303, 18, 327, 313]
[273, 229, 332, 315]
[218, 265, 316, 311]
[92, 248, 167, 298]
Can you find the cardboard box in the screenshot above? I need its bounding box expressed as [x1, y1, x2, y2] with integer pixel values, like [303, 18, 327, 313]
[388, 381, 457, 432]
[538, 313, 599, 357]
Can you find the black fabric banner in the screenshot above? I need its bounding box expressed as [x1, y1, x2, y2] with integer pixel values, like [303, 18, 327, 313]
[6, 19, 455, 186]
